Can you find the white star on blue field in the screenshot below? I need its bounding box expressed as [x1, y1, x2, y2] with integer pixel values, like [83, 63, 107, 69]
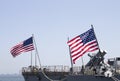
[0, 0, 120, 74]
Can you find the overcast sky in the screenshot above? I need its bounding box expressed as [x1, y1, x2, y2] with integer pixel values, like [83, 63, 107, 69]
[0, 0, 120, 74]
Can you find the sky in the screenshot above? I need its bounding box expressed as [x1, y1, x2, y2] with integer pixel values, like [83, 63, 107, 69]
[0, 0, 120, 74]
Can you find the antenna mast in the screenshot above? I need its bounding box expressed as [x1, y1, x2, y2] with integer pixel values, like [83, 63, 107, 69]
[68, 37, 73, 73]
[32, 34, 42, 68]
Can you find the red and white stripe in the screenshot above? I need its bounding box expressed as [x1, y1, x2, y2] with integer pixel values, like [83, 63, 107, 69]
[10, 42, 34, 57]
[68, 36, 99, 64]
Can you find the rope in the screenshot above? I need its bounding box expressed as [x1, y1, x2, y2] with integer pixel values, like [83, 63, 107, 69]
[41, 69, 67, 81]
[38, 68, 120, 81]
[111, 76, 120, 81]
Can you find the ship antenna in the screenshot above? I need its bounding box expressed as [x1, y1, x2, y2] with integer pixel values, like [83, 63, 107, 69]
[68, 37, 73, 74]
[32, 34, 42, 68]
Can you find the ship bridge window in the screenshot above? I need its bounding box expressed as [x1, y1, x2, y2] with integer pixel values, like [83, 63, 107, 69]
[108, 60, 114, 66]
[116, 57, 120, 61]
[108, 58, 115, 66]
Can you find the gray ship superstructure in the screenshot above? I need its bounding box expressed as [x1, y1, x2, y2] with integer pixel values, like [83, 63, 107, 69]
[19, 27, 120, 81]
[22, 50, 120, 81]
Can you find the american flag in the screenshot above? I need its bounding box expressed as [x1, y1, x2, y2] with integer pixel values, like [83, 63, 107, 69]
[10, 37, 34, 57]
[67, 28, 99, 64]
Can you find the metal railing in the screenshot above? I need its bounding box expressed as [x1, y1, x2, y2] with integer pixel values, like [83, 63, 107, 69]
[22, 65, 82, 73]
[41, 65, 70, 72]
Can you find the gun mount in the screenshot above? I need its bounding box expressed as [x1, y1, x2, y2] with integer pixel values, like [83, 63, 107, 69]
[85, 50, 106, 69]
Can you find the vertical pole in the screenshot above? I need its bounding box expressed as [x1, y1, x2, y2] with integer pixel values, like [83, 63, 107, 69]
[81, 56, 84, 66]
[31, 51, 33, 66]
[34, 40, 37, 66]
[68, 37, 73, 73]
[91, 25, 100, 51]
[91, 25, 102, 71]
[32, 34, 41, 68]
[115, 58, 117, 73]
[81, 56, 85, 74]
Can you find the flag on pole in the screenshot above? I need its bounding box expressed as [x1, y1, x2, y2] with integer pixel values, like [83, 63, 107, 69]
[67, 28, 99, 64]
[10, 37, 34, 57]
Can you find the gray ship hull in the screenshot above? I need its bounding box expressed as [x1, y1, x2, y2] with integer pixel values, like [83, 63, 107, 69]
[22, 71, 120, 81]
[22, 51, 120, 81]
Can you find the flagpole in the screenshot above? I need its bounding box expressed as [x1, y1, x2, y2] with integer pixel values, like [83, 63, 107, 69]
[68, 37, 73, 74]
[35, 51, 37, 66]
[81, 56, 85, 74]
[81, 56, 84, 67]
[31, 51, 33, 66]
[91, 25, 100, 51]
[32, 34, 42, 68]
